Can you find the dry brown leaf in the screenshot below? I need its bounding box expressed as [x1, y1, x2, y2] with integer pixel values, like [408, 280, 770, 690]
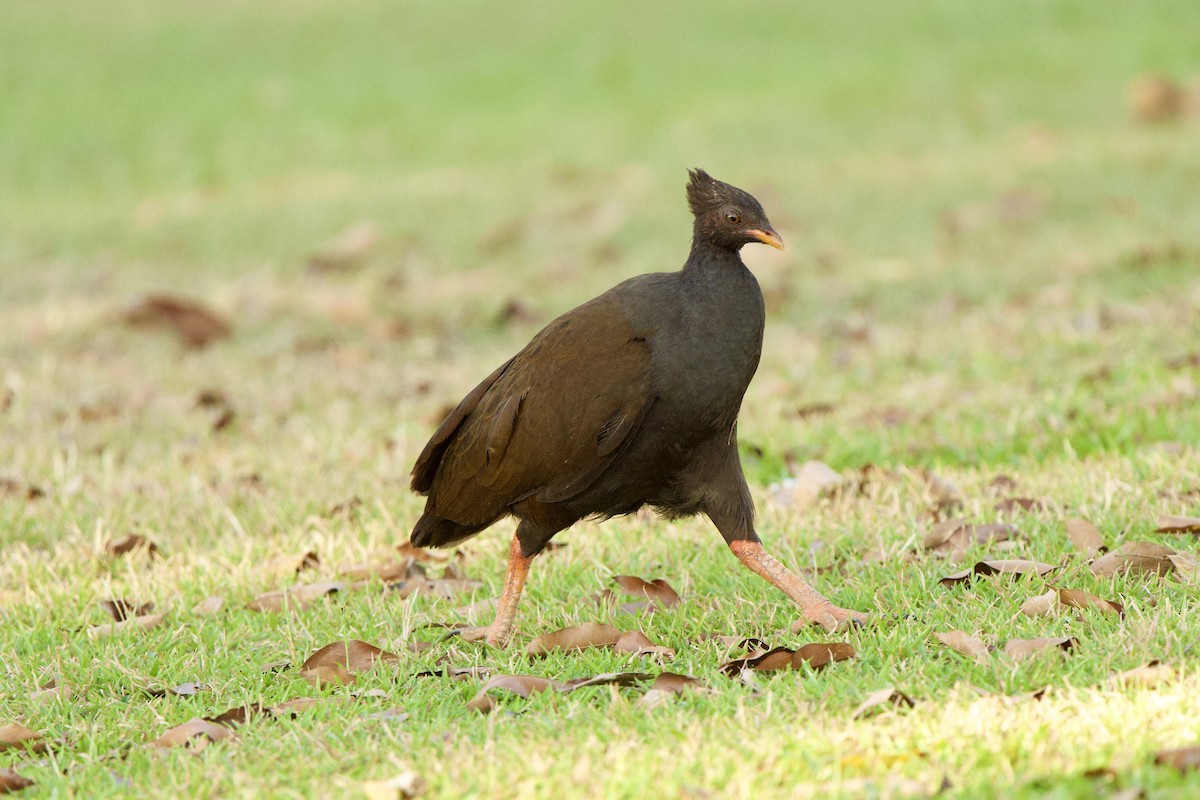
[924, 471, 964, 516]
[1020, 590, 1058, 617]
[994, 497, 1043, 516]
[935, 630, 989, 661]
[0, 768, 34, 794]
[719, 643, 855, 676]
[361, 771, 425, 800]
[263, 551, 320, 577]
[1154, 745, 1200, 771]
[560, 672, 654, 692]
[205, 704, 270, 728]
[0, 724, 42, 753]
[526, 623, 622, 656]
[614, 630, 675, 659]
[340, 561, 420, 582]
[923, 519, 1017, 556]
[100, 598, 155, 622]
[636, 672, 700, 709]
[1168, 551, 1198, 583]
[299, 640, 399, 687]
[1056, 587, 1123, 616]
[1107, 661, 1175, 688]
[693, 633, 769, 652]
[1003, 636, 1076, 660]
[307, 220, 380, 273]
[772, 460, 844, 507]
[1127, 74, 1184, 123]
[941, 559, 1058, 586]
[29, 685, 70, 705]
[1156, 515, 1200, 534]
[245, 581, 344, 612]
[387, 577, 481, 600]
[123, 294, 231, 349]
[851, 687, 914, 719]
[1090, 542, 1176, 578]
[466, 675, 561, 713]
[273, 697, 321, 714]
[150, 718, 232, 749]
[88, 613, 165, 638]
[192, 596, 224, 616]
[146, 682, 204, 698]
[1065, 518, 1106, 558]
[105, 533, 160, 558]
[612, 576, 681, 608]
[395, 542, 452, 563]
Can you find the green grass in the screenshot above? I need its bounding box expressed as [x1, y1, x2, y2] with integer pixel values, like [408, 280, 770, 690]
[2, 1, 1200, 797]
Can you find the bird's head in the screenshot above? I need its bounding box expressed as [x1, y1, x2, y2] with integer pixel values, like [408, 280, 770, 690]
[686, 168, 784, 252]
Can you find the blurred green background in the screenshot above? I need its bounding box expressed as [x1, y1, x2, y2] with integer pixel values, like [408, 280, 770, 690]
[3, 0, 1197, 301]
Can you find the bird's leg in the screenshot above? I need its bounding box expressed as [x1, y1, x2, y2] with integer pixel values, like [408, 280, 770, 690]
[461, 534, 534, 647]
[728, 540, 868, 632]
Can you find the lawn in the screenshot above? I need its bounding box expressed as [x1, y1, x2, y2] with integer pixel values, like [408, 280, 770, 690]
[2, 1, 1199, 797]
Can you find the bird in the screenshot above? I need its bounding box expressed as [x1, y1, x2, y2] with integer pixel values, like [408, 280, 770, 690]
[410, 168, 867, 646]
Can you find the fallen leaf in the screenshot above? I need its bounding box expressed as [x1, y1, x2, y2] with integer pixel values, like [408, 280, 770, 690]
[1168, 551, 1198, 583]
[0, 768, 33, 794]
[361, 770, 425, 800]
[1020, 590, 1058, 617]
[924, 471, 964, 516]
[205, 704, 270, 727]
[636, 672, 700, 709]
[0, 724, 42, 753]
[1107, 661, 1175, 688]
[1090, 542, 1176, 578]
[1003, 637, 1077, 660]
[941, 559, 1058, 586]
[100, 598, 155, 622]
[123, 294, 231, 349]
[273, 698, 321, 714]
[773, 460, 844, 507]
[1127, 74, 1184, 123]
[465, 675, 561, 713]
[1065, 518, 1106, 558]
[386, 578, 481, 600]
[612, 576, 681, 608]
[851, 687, 915, 719]
[994, 497, 1043, 516]
[263, 551, 320, 577]
[719, 643, 855, 676]
[526, 623, 622, 656]
[1056, 587, 1123, 616]
[1156, 515, 1200, 534]
[395, 542, 452, 563]
[0, 478, 43, 501]
[191, 596, 224, 615]
[1154, 746, 1200, 771]
[105, 533, 160, 558]
[935, 630, 989, 661]
[146, 682, 204, 698]
[300, 640, 399, 687]
[88, 613, 165, 638]
[149, 718, 232, 749]
[923, 519, 1017, 556]
[693, 633, 769, 652]
[245, 581, 345, 612]
[614, 630, 675, 659]
[340, 561, 420, 582]
[307, 220, 380, 274]
[560, 672, 654, 692]
[29, 685, 70, 704]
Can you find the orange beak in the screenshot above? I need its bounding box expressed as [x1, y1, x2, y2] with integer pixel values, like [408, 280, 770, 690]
[747, 227, 785, 250]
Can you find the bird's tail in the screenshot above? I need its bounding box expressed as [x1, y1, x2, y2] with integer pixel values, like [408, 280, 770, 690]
[411, 513, 488, 549]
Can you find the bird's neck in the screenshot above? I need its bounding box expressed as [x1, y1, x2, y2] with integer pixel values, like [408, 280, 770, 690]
[683, 238, 745, 277]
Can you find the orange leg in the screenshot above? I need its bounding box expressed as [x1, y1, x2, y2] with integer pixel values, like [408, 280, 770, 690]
[728, 540, 867, 632]
[461, 534, 533, 647]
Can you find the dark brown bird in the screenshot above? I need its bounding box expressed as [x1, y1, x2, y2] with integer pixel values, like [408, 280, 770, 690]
[411, 169, 866, 645]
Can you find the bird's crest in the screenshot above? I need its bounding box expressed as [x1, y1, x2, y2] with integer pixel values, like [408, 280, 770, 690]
[686, 168, 753, 216]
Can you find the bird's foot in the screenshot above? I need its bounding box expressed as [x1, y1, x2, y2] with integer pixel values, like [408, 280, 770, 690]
[455, 624, 513, 648]
[793, 603, 869, 634]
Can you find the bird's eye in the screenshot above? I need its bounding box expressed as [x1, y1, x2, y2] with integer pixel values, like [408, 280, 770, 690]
[725, 212, 741, 225]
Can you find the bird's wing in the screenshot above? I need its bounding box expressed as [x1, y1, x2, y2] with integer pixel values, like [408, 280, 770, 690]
[417, 297, 654, 523]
